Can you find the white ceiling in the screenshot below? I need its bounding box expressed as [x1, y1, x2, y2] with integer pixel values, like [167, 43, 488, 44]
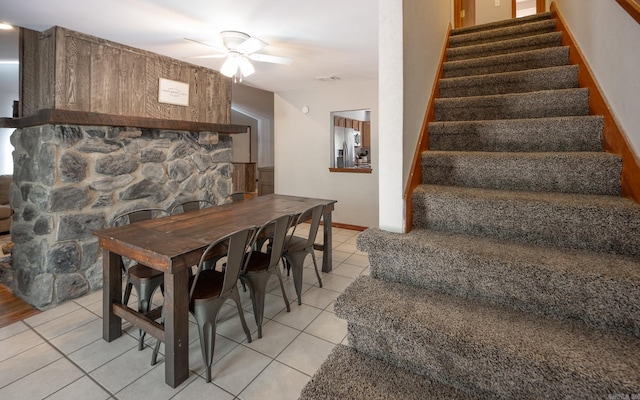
[0, 0, 379, 94]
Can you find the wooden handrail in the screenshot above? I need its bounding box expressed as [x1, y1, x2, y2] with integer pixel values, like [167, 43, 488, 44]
[403, 23, 451, 233]
[615, 0, 640, 24]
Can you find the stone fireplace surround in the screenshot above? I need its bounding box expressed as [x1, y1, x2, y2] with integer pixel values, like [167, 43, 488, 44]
[5, 119, 239, 309]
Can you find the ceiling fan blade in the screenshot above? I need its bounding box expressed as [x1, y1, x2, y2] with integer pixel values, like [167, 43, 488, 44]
[248, 53, 293, 65]
[188, 54, 227, 59]
[237, 37, 267, 54]
[183, 37, 227, 53]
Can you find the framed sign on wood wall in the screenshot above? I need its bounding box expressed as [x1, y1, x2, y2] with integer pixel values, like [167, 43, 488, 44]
[158, 78, 190, 106]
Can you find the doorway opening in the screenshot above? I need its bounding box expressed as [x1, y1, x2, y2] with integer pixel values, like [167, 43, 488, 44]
[512, 0, 546, 18]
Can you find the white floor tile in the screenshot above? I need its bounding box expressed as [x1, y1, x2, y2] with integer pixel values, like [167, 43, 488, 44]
[276, 332, 335, 376]
[46, 376, 111, 400]
[300, 287, 339, 310]
[243, 320, 300, 358]
[272, 304, 322, 331]
[24, 300, 81, 327]
[304, 311, 348, 344]
[0, 329, 44, 363]
[90, 346, 162, 393]
[0, 342, 62, 388]
[171, 377, 234, 400]
[68, 334, 138, 373]
[239, 360, 310, 400]
[50, 318, 103, 354]
[115, 363, 196, 400]
[210, 346, 271, 395]
[0, 321, 29, 341]
[31, 308, 98, 340]
[0, 357, 84, 399]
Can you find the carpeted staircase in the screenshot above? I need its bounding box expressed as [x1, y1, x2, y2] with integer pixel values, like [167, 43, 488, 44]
[301, 12, 640, 399]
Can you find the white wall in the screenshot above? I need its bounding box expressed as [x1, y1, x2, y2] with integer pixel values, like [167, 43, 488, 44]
[232, 84, 275, 167]
[378, 0, 451, 232]
[476, 0, 512, 25]
[230, 110, 255, 163]
[0, 64, 18, 175]
[554, 0, 640, 159]
[274, 79, 378, 228]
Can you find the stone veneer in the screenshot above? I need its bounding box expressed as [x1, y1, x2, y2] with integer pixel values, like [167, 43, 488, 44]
[8, 124, 233, 308]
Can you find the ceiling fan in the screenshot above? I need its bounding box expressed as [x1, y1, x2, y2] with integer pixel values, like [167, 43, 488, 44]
[186, 31, 293, 82]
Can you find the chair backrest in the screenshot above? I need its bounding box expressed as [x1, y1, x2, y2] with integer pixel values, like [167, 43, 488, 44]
[170, 200, 214, 215]
[286, 204, 325, 250]
[229, 192, 255, 202]
[190, 226, 257, 299]
[112, 208, 170, 226]
[245, 214, 294, 273]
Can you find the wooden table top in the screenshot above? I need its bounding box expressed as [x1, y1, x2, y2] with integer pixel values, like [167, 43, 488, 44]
[94, 194, 336, 273]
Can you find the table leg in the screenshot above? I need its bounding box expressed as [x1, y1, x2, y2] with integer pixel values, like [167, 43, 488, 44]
[163, 268, 190, 388]
[103, 250, 122, 341]
[322, 210, 333, 272]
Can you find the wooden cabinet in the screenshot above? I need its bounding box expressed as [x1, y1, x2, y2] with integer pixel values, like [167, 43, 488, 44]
[232, 163, 256, 193]
[361, 121, 371, 148]
[258, 166, 274, 196]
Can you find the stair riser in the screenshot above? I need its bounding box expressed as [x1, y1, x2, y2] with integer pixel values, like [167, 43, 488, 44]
[447, 32, 563, 62]
[439, 65, 578, 98]
[357, 229, 640, 338]
[421, 152, 621, 195]
[412, 187, 640, 257]
[435, 89, 589, 121]
[443, 47, 570, 78]
[347, 322, 633, 399]
[428, 116, 603, 152]
[449, 20, 557, 49]
[451, 12, 552, 36]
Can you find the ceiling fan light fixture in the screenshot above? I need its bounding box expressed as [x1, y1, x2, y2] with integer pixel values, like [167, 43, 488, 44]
[220, 54, 240, 77]
[239, 57, 255, 77]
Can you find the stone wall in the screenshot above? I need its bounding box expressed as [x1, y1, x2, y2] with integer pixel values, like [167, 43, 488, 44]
[8, 124, 233, 308]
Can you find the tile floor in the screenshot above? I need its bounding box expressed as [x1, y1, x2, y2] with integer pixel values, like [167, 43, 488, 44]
[0, 227, 368, 400]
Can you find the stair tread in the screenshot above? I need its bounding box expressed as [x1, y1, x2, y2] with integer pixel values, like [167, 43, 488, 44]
[449, 19, 557, 48]
[357, 227, 640, 336]
[300, 344, 474, 400]
[446, 31, 563, 61]
[440, 64, 578, 89]
[451, 12, 552, 36]
[337, 276, 640, 398]
[435, 88, 590, 121]
[443, 46, 570, 78]
[429, 116, 603, 152]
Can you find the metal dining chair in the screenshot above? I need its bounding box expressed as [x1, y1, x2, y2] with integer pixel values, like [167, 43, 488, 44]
[282, 204, 325, 305]
[169, 199, 214, 215]
[153, 226, 257, 382]
[228, 192, 255, 202]
[240, 214, 294, 338]
[112, 208, 170, 350]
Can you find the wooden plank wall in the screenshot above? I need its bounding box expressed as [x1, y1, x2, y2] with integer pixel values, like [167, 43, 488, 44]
[20, 26, 231, 124]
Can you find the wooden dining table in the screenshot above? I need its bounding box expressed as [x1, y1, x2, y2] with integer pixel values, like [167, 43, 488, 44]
[94, 194, 337, 387]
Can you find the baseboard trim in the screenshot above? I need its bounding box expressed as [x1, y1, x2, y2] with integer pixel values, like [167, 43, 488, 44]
[552, 2, 640, 203]
[321, 221, 367, 232]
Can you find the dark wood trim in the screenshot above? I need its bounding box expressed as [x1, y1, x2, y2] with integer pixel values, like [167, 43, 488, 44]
[551, 2, 640, 203]
[512, 0, 517, 18]
[328, 167, 372, 173]
[330, 222, 367, 231]
[404, 23, 451, 233]
[454, 0, 463, 28]
[537, 0, 546, 13]
[0, 108, 248, 133]
[615, 0, 640, 24]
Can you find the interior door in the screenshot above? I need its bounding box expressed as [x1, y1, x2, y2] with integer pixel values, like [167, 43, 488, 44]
[454, 0, 476, 28]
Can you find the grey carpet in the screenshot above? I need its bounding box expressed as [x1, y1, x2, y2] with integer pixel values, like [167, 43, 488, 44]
[338, 277, 640, 399]
[301, 11, 640, 399]
[428, 116, 603, 152]
[299, 345, 476, 400]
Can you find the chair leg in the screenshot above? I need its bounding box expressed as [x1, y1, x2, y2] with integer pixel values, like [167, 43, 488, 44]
[193, 300, 225, 383]
[310, 251, 323, 288]
[274, 267, 291, 313]
[136, 283, 161, 350]
[241, 274, 268, 338]
[230, 289, 252, 344]
[285, 254, 305, 306]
